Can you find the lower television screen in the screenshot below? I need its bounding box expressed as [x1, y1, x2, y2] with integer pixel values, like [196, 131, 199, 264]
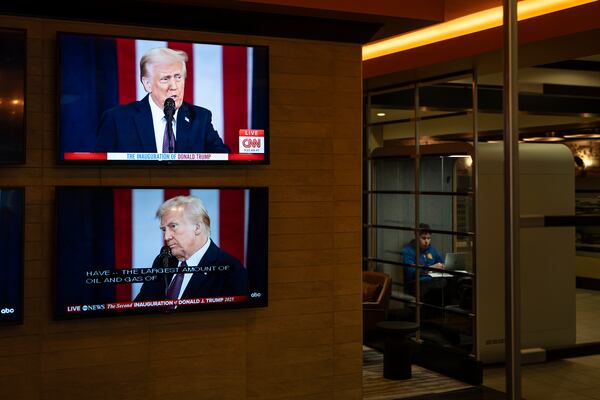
[0, 188, 24, 324]
[55, 187, 268, 319]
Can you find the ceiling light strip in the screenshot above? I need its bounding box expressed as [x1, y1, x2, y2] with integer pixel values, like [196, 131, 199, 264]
[362, 0, 597, 61]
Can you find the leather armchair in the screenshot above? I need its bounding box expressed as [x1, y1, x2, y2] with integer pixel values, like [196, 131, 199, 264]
[362, 271, 391, 344]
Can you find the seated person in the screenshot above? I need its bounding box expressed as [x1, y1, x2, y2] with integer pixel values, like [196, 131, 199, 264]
[400, 224, 446, 302]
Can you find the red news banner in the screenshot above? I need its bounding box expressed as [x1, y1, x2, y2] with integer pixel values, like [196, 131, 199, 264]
[64, 130, 265, 161]
[66, 295, 249, 313]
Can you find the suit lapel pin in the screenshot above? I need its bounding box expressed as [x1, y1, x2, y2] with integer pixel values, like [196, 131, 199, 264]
[185, 116, 190, 123]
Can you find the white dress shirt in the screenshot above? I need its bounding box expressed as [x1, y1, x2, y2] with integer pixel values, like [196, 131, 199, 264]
[169, 238, 212, 299]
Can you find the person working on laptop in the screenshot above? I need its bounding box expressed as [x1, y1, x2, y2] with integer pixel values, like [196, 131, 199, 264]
[400, 223, 446, 302]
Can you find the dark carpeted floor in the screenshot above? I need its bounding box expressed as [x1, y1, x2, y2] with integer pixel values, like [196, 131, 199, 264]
[401, 386, 508, 400]
[363, 346, 472, 399]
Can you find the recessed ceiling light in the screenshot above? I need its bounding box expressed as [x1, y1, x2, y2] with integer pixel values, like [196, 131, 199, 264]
[376, 112, 386, 117]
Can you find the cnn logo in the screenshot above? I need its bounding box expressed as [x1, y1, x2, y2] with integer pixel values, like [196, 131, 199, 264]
[242, 138, 262, 149]
[239, 137, 264, 153]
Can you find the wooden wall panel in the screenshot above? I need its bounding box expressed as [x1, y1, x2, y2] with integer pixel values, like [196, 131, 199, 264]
[0, 14, 363, 400]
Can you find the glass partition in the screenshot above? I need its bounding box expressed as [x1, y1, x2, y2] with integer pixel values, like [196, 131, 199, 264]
[365, 72, 477, 357]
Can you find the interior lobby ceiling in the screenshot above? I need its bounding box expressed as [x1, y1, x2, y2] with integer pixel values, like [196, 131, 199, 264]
[0, 0, 452, 43]
[370, 53, 600, 143]
[1, 0, 597, 142]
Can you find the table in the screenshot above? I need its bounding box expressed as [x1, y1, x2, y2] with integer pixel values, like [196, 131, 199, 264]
[376, 321, 419, 380]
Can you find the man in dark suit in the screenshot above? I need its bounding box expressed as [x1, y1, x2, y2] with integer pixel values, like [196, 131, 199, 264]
[95, 47, 229, 154]
[135, 195, 248, 302]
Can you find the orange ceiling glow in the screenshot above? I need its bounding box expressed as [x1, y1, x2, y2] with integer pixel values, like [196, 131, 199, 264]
[362, 0, 597, 60]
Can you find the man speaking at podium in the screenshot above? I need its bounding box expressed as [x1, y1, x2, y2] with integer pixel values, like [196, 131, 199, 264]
[135, 195, 248, 302]
[95, 47, 230, 154]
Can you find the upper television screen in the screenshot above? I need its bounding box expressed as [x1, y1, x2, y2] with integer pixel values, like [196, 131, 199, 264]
[0, 188, 24, 324]
[55, 187, 268, 319]
[57, 33, 268, 164]
[0, 28, 25, 164]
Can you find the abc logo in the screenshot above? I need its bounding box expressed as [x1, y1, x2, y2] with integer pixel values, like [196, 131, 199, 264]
[1, 308, 15, 314]
[250, 292, 262, 298]
[241, 138, 262, 149]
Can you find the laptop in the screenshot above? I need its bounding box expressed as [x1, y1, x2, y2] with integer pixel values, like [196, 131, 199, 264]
[444, 252, 470, 271]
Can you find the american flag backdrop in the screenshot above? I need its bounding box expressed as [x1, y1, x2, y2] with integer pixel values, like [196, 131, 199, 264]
[112, 188, 248, 301]
[59, 34, 268, 156]
[116, 39, 253, 153]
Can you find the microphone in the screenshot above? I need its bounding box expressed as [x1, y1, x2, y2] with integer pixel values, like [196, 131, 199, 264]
[163, 98, 176, 122]
[159, 245, 172, 268]
[160, 245, 173, 299]
[163, 98, 176, 152]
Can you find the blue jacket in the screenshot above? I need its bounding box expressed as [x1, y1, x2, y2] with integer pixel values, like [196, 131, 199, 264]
[400, 241, 444, 284]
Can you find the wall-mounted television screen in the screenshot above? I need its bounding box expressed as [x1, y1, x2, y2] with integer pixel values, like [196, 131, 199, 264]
[0, 28, 25, 164]
[57, 32, 268, 164]
[55, 187, 268, 319]
[0, 188, 24, 324]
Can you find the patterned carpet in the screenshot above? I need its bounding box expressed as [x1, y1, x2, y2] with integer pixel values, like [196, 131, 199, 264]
[363, 346, 472, 400]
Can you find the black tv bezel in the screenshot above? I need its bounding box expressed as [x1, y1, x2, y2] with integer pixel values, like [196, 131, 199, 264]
[0, 27, 27, 165]
[55, 31, 270, 166]
[0, 187, 25, 326]
[52, 185, 269, 320]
